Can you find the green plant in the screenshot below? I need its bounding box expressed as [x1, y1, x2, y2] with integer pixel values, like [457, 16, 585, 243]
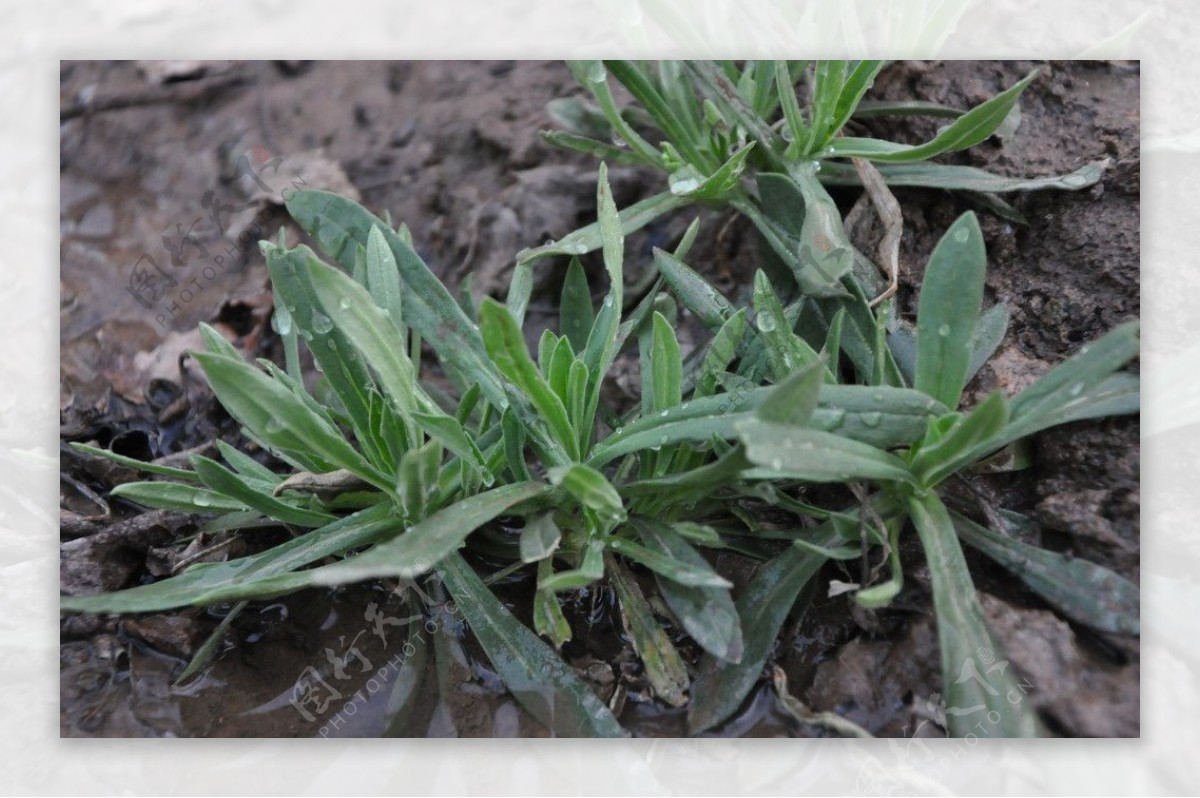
[62, 61, 1139, 739]
[682, 211, 1138, 736]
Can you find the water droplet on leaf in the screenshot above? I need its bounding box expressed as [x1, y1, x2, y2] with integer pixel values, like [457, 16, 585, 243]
[311, 313, 334, 334]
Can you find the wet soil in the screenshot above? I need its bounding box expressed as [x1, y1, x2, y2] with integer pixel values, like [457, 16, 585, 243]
[59, 60, 1139, 737]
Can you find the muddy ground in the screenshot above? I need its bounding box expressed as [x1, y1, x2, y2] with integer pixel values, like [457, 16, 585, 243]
[59, 60, 1139, 737]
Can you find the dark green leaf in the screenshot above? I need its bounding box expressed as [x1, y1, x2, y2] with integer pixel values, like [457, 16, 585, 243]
[908, 491, 1042, 737]
[439, 552, 627, 737]
[560, 257, 594, 353]
[688, 524, 839, 733]
[190, 455, 333, 527]
[738, 419, 915, 484]
[828, 70, 1039, 162]
[915, 212, 987, 409]
[952, 511, 1139, 636]
[635, 518, 743, 663]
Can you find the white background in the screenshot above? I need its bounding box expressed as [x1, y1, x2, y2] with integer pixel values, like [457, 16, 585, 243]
[3, 0, 1195, 794]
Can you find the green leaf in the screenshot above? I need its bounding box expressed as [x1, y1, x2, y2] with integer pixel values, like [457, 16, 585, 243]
[548, 463, 625, 523]
[567, 60, 661, 164]
[533, 558, 573, 647]
[952, 511, 1139, 636]
[604, 60, 711, 170]
[649, 312, 682, 413]
[216, 440, 281, 485]
[669, 142, 756, 200]
[654, 248, 735, 331]
[520, 510, 563, 563]
[752, 270, 822, 380]
[440, 552, 626, 737]
[560, 257, 594, 353]
[480, 298, 578, 461]
[516, 191, 690, 266]
[635, 518, 743, 663]
[688, 524, 839, 733]
[365, 225, 404, 328]
[61, 503, 399, 613]
[609, 555, 690, 707]
[69, 442, 198, 481]
[755, 355, 826, 426]
[967, 303, 1010, 382]
[192, 352, 384, 487]
[828, 70, 1039, 162]
[284, 190, 508, 411]
[911, 391, 1010, 486]
[753, 172, 856, 298]
[829, 60, 885, 144]
[297, 482, 552, 585]
[541, 130, 646, 166]
[109, 481, 248, 513]
[395, 438, 442, 520]
[908, 491, 1042, 737]
[737, 419, 915, 484]
[1009, 321, 1140, 431]
[817, 159, 1110, 193]
[695, 309, 747, 397]
[608, 536, 731, 588]
[261, 246, 376, 439]
[915, 212, 987, 409]
[190, 456, 333, 527]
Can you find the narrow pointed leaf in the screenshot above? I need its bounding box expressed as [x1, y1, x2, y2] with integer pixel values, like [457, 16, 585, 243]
[439, 552, 627, 737]
[915, 212, 987, 409]
[908, 491, 1042, 737]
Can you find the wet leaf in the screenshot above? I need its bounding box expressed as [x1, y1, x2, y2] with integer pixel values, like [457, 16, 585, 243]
[635, 518, 743, 663]
[654, 247, 735, 331]
[688, 524, 840, 733]
[816, 158, 1109, 193]
[192, 350, 384, 488]
[190, 455, 333, 527]
[439, 552, 627, 737]
[952, 511, 1139, 636]
[608, 535, 731, 589]
[61, 503, 400, 613]
[69, 442, 198, 482]
[737, 419, 915, 484]
[480, 298, 578, 460]
[908, 490, 1042, 737]
[520, 510, 563, 563]
[560, 257, 594, 353]
[609, 556, 690, 707]
[533, 558, 573, 647]
[108, 481, 248, 513]
[828, 70, 1038, 162]
[548, 463, 625, 523]
[915, 212, 986, 409]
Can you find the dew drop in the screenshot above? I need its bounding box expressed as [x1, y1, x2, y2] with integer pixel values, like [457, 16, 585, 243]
[659, 410, 669, 418]
[861, 411, 882, 428]
[756, 311, 777, 333]
[338, 297, 352, 310]
[658, 434, 669, 445]
[311, 313, 334, 334]
[1068, 382, 1084, 397]
[825, 407, 846, 429]
[938, 324, 951, 337]
[770, 457, 783, 470]
[273, 303, 293, 335]
[193, 493, 212, 508]
[265, 418, 285, 434]
[953, 227, 970, 243]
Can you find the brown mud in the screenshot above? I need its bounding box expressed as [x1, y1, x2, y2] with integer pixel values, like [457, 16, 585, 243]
[59, 60, 1139, 737]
